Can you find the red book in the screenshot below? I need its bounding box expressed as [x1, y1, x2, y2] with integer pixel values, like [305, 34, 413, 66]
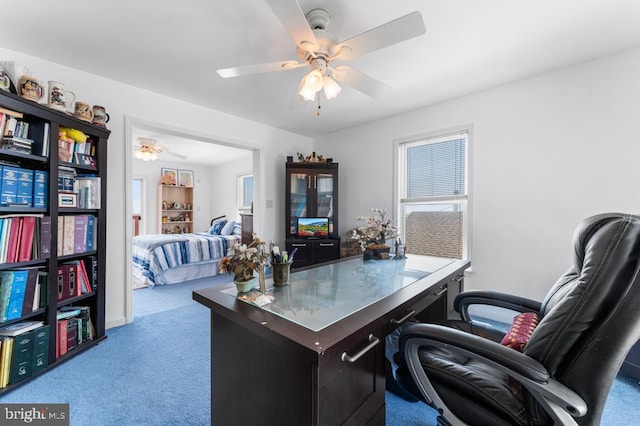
[57, 319, 68, 358]
[6, 218, 22, 263]
[78, 261, 92, 294]
[17, 216, 36, 262]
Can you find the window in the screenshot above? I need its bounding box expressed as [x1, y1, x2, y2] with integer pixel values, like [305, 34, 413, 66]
[396, 130, 469, 259]
[238, 174, 253, 212]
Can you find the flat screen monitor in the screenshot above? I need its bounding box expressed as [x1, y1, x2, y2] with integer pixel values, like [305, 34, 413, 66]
[297, 217, 329, 238]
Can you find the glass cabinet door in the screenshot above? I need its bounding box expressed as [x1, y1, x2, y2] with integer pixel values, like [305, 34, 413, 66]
[289, 172, 309, 235]
[315, 173, 335, 234]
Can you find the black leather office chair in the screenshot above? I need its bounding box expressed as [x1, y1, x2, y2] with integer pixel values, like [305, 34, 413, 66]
[397, 213, 640, 425]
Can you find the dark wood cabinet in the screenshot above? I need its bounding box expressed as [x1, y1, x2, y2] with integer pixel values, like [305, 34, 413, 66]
[285, 161, 340, 267]
[286, 238, 340, 268]
[0, 90, 109, 394]
[239, 213, 253, 245]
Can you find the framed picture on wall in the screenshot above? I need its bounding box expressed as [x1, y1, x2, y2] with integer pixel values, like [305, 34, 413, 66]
[178, 170, 194, 187]
[161, 168, 178, 186]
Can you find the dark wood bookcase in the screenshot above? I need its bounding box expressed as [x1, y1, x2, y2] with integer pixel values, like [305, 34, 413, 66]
[284, 161, 340, 268]
[0, 90, 109, 394]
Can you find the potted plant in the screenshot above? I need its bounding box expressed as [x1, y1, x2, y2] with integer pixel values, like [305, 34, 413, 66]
[219, 236, 269, 292]
[352, 208, 399, 259]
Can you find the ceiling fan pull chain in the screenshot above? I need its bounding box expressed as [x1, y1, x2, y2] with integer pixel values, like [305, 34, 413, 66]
[317, 97, 321, 116]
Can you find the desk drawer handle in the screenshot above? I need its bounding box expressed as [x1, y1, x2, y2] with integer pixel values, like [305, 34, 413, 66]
[454, 276, 464, 282]
[319, 243, 334, 247]
[433, 287, 447, 297]
[390, 309, 416, 324]
[340, 334, 380, 363]
[291, 243, 307, 247]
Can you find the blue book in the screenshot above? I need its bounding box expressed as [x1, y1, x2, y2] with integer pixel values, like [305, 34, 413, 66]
[4, 270, 29, 321]
[85, 216, 95, 252]
[0, 166, 19, 206]
[33, 170, 48, 209]
[16, 168, 33, 207]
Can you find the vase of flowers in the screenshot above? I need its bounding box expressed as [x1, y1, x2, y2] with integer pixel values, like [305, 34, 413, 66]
[219, 236, 269, 292]
[352, 208, 399, 259]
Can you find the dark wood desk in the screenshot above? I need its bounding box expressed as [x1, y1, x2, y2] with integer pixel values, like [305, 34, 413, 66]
[193, 255, 470, 425]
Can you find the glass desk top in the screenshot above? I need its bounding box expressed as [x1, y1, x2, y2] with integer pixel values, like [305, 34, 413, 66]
[221, 255, 455, 332]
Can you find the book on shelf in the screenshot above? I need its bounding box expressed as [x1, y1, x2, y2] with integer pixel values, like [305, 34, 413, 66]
[33, 170, 48, 209]
[58, 215, 97, 256]
[39, 216, 51, 259]
[0, 336, 13, 387]
[17, 216, 36, 262]
[6, 217, 22, 263]
[9, 327, 34, 384]
[31, 324, 49, 375]
[62, 215, 74, 255]
[56, 319, 67, 358]
[26, 122, 50, 157]
[56, 306, 93, 358]
[0, 320, 44, 337]
[16, 168, 33, 207]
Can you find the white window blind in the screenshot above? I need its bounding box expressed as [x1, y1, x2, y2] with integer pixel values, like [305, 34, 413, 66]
[397, 130, 469, 260]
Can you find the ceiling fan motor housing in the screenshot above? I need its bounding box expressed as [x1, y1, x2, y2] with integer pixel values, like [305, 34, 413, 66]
[298, 9, 339, 66]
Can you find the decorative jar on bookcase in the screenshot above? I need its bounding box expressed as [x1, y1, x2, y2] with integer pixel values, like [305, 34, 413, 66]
[0, 89, 109, 393]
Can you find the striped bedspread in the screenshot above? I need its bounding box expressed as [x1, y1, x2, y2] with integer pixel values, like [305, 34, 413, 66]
[132, 233, 238, 287]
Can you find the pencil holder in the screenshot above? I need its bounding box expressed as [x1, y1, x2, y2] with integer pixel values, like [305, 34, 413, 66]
[272, 262, 292, 286]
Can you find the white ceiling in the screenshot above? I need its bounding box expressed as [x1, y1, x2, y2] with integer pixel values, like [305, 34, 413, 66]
[2, 0, 640, 140]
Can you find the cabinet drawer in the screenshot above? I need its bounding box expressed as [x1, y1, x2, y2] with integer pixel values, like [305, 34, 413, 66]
[319, 329, 386, 425]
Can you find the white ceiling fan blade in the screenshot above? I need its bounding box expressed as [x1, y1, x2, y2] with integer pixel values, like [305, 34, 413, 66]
[217, 60, 306, 78]
[165, 150, 188, 160]
[265, 0, 319, 53]
[331, 65, 389, 99]
[333, 11, 426, 60]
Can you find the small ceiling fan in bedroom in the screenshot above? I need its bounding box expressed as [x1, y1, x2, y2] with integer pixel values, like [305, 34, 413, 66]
[133, 137, 187, 162]
[216, 0, 426, 112]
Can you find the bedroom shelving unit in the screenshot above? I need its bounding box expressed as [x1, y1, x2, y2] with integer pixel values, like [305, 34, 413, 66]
[0, 89, 109, 394]
[284, 161, 340, 268]
[158, 185, 193, 234]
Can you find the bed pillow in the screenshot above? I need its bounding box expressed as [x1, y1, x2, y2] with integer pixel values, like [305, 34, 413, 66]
[220, 220, 236, 236]
[499, 312, 540, 352]
[209, 218, 227, 235]
[232, 222, 242, 236]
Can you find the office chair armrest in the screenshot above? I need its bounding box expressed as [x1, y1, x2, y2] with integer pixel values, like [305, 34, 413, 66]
[455, 290, 542, 322]
[401, 323, 588, 422]
[401, 323, 549, 382]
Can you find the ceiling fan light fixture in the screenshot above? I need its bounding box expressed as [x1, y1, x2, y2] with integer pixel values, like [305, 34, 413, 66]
[322, 75, 341, 100]
[299, 68, 324, 101]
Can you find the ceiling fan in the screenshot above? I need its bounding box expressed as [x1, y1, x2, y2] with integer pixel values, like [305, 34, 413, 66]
[133, 137, 187, 162]
[216, 0, 426, 107]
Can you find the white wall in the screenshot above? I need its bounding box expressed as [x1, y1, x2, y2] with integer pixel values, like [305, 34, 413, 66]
[315, 48, 640, 301]
[210, 155, 253, 223]
[0, 47, 313, 328]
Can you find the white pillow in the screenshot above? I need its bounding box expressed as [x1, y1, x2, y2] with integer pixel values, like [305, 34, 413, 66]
[220, 220, 236, 236]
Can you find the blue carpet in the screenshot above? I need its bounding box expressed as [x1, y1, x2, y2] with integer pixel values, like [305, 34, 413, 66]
[0, 274, 638, 425]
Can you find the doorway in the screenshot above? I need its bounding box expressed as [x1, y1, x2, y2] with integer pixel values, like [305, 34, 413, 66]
[124, 117, 261, 322]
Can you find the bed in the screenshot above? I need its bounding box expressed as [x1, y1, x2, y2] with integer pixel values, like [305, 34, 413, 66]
[132, 219, 241, 287]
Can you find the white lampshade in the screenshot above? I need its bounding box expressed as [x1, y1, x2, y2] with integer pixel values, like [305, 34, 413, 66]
[322, 75, 342, 100]
[299, 84, 317, 101]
